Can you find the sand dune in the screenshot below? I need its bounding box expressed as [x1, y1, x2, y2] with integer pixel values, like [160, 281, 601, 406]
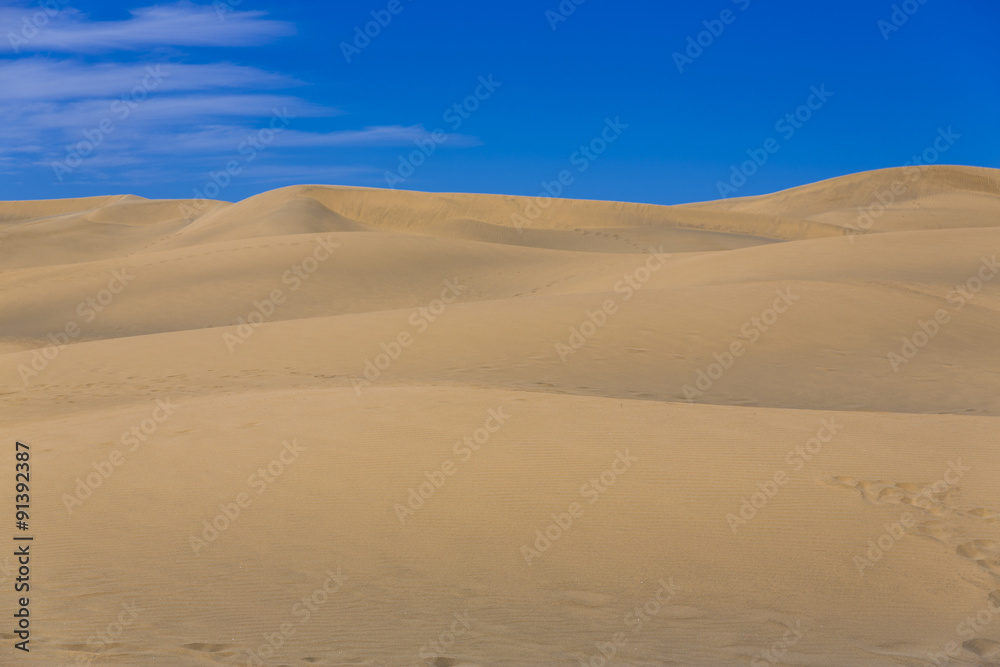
[689, 164, 1000, 234]
[3, 166, 1000, 665]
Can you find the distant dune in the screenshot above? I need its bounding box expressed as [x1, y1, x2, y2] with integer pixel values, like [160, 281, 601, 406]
[3, 166, 1000, 665]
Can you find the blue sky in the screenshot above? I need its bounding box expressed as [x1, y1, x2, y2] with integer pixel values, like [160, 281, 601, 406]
[0, 0, 997, 205]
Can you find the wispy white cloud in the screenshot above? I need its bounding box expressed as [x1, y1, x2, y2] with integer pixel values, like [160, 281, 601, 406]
[0, 59, 341, 157]
[276, 126, 482, 148]
[0, 2, 294, 53]
[85, 162, 380, 187]
[0, 59, 303, 101]
[5, 94, 477, 178]
[44, 124, 461, 158]
[239, 164, 382, 183]
[0, 3, 483, 189]
[8, 94, 334, 134]
[2, 96, 469, 156]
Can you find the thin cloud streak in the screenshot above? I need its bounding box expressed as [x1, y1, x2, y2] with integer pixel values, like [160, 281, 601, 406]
[0, 3, 294, 53]
[0, 59, 304, 101]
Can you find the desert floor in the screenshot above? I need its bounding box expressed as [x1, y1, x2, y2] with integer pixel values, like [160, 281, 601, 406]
[3, 165, 1000, 665]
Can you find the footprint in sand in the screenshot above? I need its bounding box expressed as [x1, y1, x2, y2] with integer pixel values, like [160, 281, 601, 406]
[59, 642, 123, 652]
[832, 476, 1000, 568]
[183, 642, 231, 653]
[875, 486, 906, 504]
[831, 476, 955, 515]
[956, 540, 1000, 561]
[967, 507, 1000, 520]
[954, 541, 1000, 577]
[915, 520, 954, 544]
[962, 638, 1000, 661]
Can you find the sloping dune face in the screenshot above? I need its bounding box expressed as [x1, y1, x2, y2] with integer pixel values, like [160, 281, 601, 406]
[3, 166, 1000, 666]
[685, 163, 1000, 234]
